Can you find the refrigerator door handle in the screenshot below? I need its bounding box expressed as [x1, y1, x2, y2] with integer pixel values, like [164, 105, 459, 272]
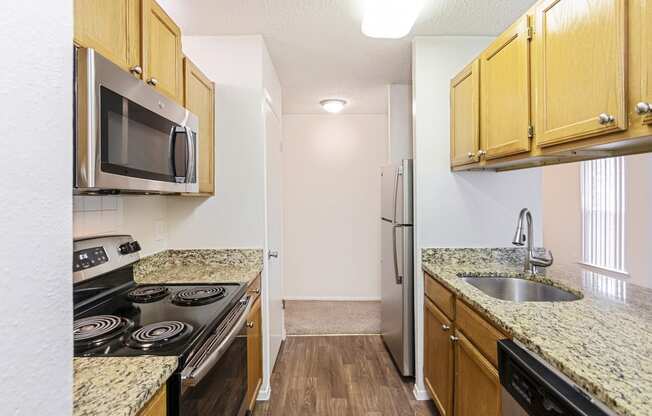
[393, 168, 402, 224]
[392, 224, 403, 284]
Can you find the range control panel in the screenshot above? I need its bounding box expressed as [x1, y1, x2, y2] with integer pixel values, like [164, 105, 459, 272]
[73, 247, 109, 271]
[73, 235, 141, 284]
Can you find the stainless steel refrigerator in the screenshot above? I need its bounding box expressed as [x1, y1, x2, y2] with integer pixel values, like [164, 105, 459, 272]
[380, 159, 414, 376]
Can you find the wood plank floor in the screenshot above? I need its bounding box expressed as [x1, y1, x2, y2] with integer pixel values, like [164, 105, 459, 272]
[253, 335, 438, 416]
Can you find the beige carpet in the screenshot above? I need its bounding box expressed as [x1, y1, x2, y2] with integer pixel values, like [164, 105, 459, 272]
[285, 300, 381, 335]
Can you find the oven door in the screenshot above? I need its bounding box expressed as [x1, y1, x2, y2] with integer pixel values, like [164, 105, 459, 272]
[179, 296, 252, 416]
[75, 47, 198, 194]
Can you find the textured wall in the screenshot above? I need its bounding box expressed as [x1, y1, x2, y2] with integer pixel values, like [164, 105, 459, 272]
[0, 2, 73, 414]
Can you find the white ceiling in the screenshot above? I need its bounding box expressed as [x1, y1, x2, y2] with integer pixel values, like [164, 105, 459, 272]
[159, 0, 535, 114]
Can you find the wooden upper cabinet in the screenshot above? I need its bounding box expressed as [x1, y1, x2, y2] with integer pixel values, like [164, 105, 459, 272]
[424, 298, 454, 416]
[184, 58, 215, 195]
[480, 16, 532, 160]
[454, 331, 501, 416]
[246, 296, 263, 411]
[533, 0, 627, 147]
[639, 0, 652, 125]
[450, 60, 480, 167]
[142, 0, 183, 103]
[74, 0, 141, 75]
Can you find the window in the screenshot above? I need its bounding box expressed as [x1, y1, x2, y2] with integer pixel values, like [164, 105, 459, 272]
[580, 157, 626, 273]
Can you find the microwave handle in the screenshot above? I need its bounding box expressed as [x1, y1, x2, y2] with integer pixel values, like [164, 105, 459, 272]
[169, 127, 187, 183]
[185, 126, 196, 184]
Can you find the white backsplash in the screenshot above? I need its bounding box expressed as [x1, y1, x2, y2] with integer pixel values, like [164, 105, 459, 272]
[73, 195, 168, 256]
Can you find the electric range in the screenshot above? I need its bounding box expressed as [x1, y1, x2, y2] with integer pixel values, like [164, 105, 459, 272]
[73, 235, 252, 416]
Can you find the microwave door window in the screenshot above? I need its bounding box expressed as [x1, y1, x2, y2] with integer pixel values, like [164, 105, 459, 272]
[100, 86, 181, 183]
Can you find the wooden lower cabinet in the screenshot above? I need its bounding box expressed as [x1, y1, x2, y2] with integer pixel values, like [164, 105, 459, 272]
[454, 331, 502, 416]
[424, 297, 454, 416]
[424, 273, 505, 416]
[246, 295, 263, 411]
[137, 385, 166, 416]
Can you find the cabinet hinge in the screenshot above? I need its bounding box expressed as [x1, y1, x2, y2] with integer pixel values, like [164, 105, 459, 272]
[526, 26, 533, 40]
[528, 125, 535, 139]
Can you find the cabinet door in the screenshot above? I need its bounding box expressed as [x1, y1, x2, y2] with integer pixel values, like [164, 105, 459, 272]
[246, 296, 263, 411]
[534, 0, 627, 147]
[480, 16, 531, 159]
[184, 58, 215, 195]
[74, 0, 141, 74]
[142, 0, 183, 103]
[639, 0, 652, 125]
[424, 298, 454, 416]
[454, 331, 501, 416]
[450, 60, 480, 167]
[137, 385, 166, 416]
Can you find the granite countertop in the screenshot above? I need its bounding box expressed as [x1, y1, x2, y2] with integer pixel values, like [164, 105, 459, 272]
[134, 249, 263, 285]
[73, 356, 177, 416]
[422, 248, 652, 416]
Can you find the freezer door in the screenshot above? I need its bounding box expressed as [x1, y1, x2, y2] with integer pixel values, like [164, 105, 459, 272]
[381, 220, 414, 376]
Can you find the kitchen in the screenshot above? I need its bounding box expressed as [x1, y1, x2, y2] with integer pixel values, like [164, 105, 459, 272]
[2, 0, 652, 416]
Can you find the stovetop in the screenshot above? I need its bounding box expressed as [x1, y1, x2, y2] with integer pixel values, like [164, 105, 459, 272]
[71, 235, 247, 368]
[74, 281, 246, 366]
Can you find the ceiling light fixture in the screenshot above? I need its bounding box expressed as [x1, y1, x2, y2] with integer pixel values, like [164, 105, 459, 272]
[361, 0, 424, 39]
[320, 99, 347, 114]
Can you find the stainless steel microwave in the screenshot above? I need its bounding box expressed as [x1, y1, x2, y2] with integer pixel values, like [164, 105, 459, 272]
[74, 47, 199, 194]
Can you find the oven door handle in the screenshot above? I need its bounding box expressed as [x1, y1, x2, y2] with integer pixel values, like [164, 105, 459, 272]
[180, 295, 253, 387]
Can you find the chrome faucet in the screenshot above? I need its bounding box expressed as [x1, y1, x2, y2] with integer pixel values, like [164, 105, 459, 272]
[512, 208, 553, 274]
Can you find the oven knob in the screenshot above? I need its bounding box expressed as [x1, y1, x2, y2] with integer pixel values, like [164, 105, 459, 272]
[130, 241, 141, 253]
[118, 243, 132, 255]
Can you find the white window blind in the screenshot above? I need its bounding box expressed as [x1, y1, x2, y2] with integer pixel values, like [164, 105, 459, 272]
[580, 157, 626, 273]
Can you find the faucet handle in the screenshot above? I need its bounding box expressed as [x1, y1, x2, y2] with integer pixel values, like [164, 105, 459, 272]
[530, 249, 554, 267]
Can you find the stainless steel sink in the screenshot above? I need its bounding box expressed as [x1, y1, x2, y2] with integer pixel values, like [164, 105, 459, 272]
[460, 277, 581, 302]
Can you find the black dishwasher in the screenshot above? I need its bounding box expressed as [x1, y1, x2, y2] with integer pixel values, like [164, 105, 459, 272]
[497, 340, 615, 416]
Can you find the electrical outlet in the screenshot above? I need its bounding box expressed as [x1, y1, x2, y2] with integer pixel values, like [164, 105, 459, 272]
[154, 220, 167, 242]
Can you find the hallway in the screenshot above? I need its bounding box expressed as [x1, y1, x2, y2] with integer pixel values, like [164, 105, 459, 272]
[253, 335, 437, 415]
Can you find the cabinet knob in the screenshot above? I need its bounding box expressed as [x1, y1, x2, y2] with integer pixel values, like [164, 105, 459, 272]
[450, 335, 459, 343]
[246, 321, 255, 328]
[598, 113, 615, 125]
[441, 324, 450, 331]
[636, 102, 652, 115]
[129, 65, 143, 75]
[477, 150, 487, 158]
[467, 152, 476, 159]
[147, 78, 159, 86]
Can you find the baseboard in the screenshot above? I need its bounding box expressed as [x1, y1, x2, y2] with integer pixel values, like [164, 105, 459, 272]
[256, 385, 271, 401]
[413, 384, 430, 401]
[283, 296, 381, 301]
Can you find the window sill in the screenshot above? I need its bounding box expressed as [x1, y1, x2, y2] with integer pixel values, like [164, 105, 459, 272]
[577, 262, 630, 279]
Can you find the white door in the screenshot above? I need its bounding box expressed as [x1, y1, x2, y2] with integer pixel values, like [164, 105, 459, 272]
[264, 100, 284, 383]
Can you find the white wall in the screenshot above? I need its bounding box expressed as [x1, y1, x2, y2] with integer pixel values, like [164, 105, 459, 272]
[0, 2, 73, 414]
[166, 36, 267, 249]
[542, 154, 652, 288]
[412, 36, 543, 399]
[388, 84, 413, 163]
[283, 114, 388, 300]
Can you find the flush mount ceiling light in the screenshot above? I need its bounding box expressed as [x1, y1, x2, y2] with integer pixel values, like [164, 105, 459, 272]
[361, 0, 424, 39]
[320, 99, 347, 113]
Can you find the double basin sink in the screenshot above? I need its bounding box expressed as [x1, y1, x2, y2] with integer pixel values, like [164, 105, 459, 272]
[460, 276, 581, 302]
